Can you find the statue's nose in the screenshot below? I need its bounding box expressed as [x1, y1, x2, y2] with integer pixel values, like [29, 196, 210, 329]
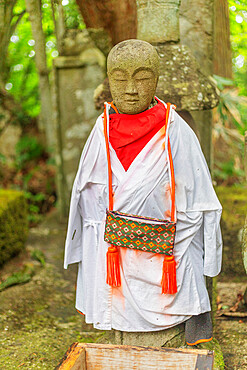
[125, 79, 138, 95]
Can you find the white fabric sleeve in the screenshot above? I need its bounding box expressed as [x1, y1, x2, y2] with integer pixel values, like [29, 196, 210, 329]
[64, 118, 103, 269]
[64, 179, 82, 269]
[203, 209, 223, 277]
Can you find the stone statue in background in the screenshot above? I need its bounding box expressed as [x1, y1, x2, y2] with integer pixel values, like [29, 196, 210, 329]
[64, 39, 222, 347]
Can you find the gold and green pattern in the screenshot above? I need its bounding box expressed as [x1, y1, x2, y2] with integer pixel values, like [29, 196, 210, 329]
[104, 210, 176, 255]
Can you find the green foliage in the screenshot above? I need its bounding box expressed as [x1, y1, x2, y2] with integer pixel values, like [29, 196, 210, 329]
[212, 75, 246, 185]
[6, 0, 84, 118]
[7, 1, 40, 116]
[229, 0, 247, 96]
[0, 153, 6, 165]
[24, 191, 45, 225]
[0, 263, 35, 292]
[31, 249, 46, 267]
[63, 0, 85, 29]
[15, 135, 44, 169]
[213, 75, 247, 135]
[0, 133, 56, 227]
[213, 160, 245, 184]
[0, 189, 29, 266]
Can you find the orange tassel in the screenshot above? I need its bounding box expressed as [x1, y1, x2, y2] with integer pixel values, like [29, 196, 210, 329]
[106, 245, 121, 287]
[161, 255, 177, 294]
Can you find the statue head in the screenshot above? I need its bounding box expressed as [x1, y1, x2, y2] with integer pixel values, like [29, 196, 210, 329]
[107, 39, 159, 114]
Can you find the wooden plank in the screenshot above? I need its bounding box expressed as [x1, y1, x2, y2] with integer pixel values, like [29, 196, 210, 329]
[83, 342, 211, 356]
[83, 343, 213, 370]
[56, 342, 86, 370]
[86, 347, 197, 369]
[57, 342, 214, 370]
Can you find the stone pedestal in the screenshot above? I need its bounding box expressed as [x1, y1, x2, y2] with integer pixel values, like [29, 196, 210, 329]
[114, 324, 185, 348]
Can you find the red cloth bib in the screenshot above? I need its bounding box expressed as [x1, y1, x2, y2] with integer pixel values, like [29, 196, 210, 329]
[109, 100, 167, 171]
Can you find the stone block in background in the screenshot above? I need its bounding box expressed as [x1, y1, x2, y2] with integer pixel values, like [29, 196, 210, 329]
[53, 48, 105, 217]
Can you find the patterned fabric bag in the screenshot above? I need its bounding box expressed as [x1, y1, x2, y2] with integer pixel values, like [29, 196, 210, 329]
[103, 100, 177, 294]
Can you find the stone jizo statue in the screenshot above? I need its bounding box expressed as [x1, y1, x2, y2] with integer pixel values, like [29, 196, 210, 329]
[107, 40, 159, 114]
[64, 39, 222, 347]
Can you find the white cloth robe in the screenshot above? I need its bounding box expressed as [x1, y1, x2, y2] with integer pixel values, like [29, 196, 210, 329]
[64, 104, 222, 332]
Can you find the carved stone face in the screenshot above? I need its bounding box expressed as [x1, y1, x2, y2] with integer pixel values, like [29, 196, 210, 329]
[107, 40, 159, 114]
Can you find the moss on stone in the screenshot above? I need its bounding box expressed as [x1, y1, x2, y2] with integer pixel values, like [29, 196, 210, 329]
[0, 189, 28, 266]
[156, 44, 219, 111]
[195, 338, 225, 370]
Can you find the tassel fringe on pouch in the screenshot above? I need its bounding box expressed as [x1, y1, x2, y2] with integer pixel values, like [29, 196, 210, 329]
[106, 245, 177, 295]
[106, 245, 121, 287]
[161, 255, 177, 294]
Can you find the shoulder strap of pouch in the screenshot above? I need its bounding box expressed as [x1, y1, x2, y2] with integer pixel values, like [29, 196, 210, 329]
[103, 101, 176, 221]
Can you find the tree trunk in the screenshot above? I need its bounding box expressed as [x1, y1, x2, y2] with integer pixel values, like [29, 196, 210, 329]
[51, 0, 65, 55]
[76, 0, 137, 45]
[213, 0, 232, 78]
[0, 0, 17, 86]
[25, 0, 54, 148]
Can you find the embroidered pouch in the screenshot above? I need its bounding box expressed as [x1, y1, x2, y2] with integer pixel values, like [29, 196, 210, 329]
[104, 210, 176, 255]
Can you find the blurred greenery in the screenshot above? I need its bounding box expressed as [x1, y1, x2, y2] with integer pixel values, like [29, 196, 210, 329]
[213, 159, 245, 184]
[5, 0, 84, 117]
[4, 0, 246, 119]
[228, 2, 247, 180]
[212, 74, 247, 185]
[213, 75, 247, 136]
[229, 0, 247, 96]
[15, 135, 44, 169]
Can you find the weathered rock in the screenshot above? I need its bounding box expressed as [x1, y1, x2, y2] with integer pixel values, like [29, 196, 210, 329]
[180, 0, 214, 76]
[135, 0, 219, 111]
[60, 29, 95, 56]
[156, 44, 219, 111]
[137, 0, 180, 43]
[87, 28, 112, 57]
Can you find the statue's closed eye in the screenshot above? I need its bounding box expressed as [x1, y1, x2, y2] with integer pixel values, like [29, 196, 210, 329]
[135, 77, 152, 81]
[114, 78, 127, 81]
[110, 70, 127, 81]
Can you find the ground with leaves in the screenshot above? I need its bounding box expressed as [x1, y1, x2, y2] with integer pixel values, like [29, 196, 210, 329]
[0, 213, 103, 369]
[0, 210, 246, 369]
